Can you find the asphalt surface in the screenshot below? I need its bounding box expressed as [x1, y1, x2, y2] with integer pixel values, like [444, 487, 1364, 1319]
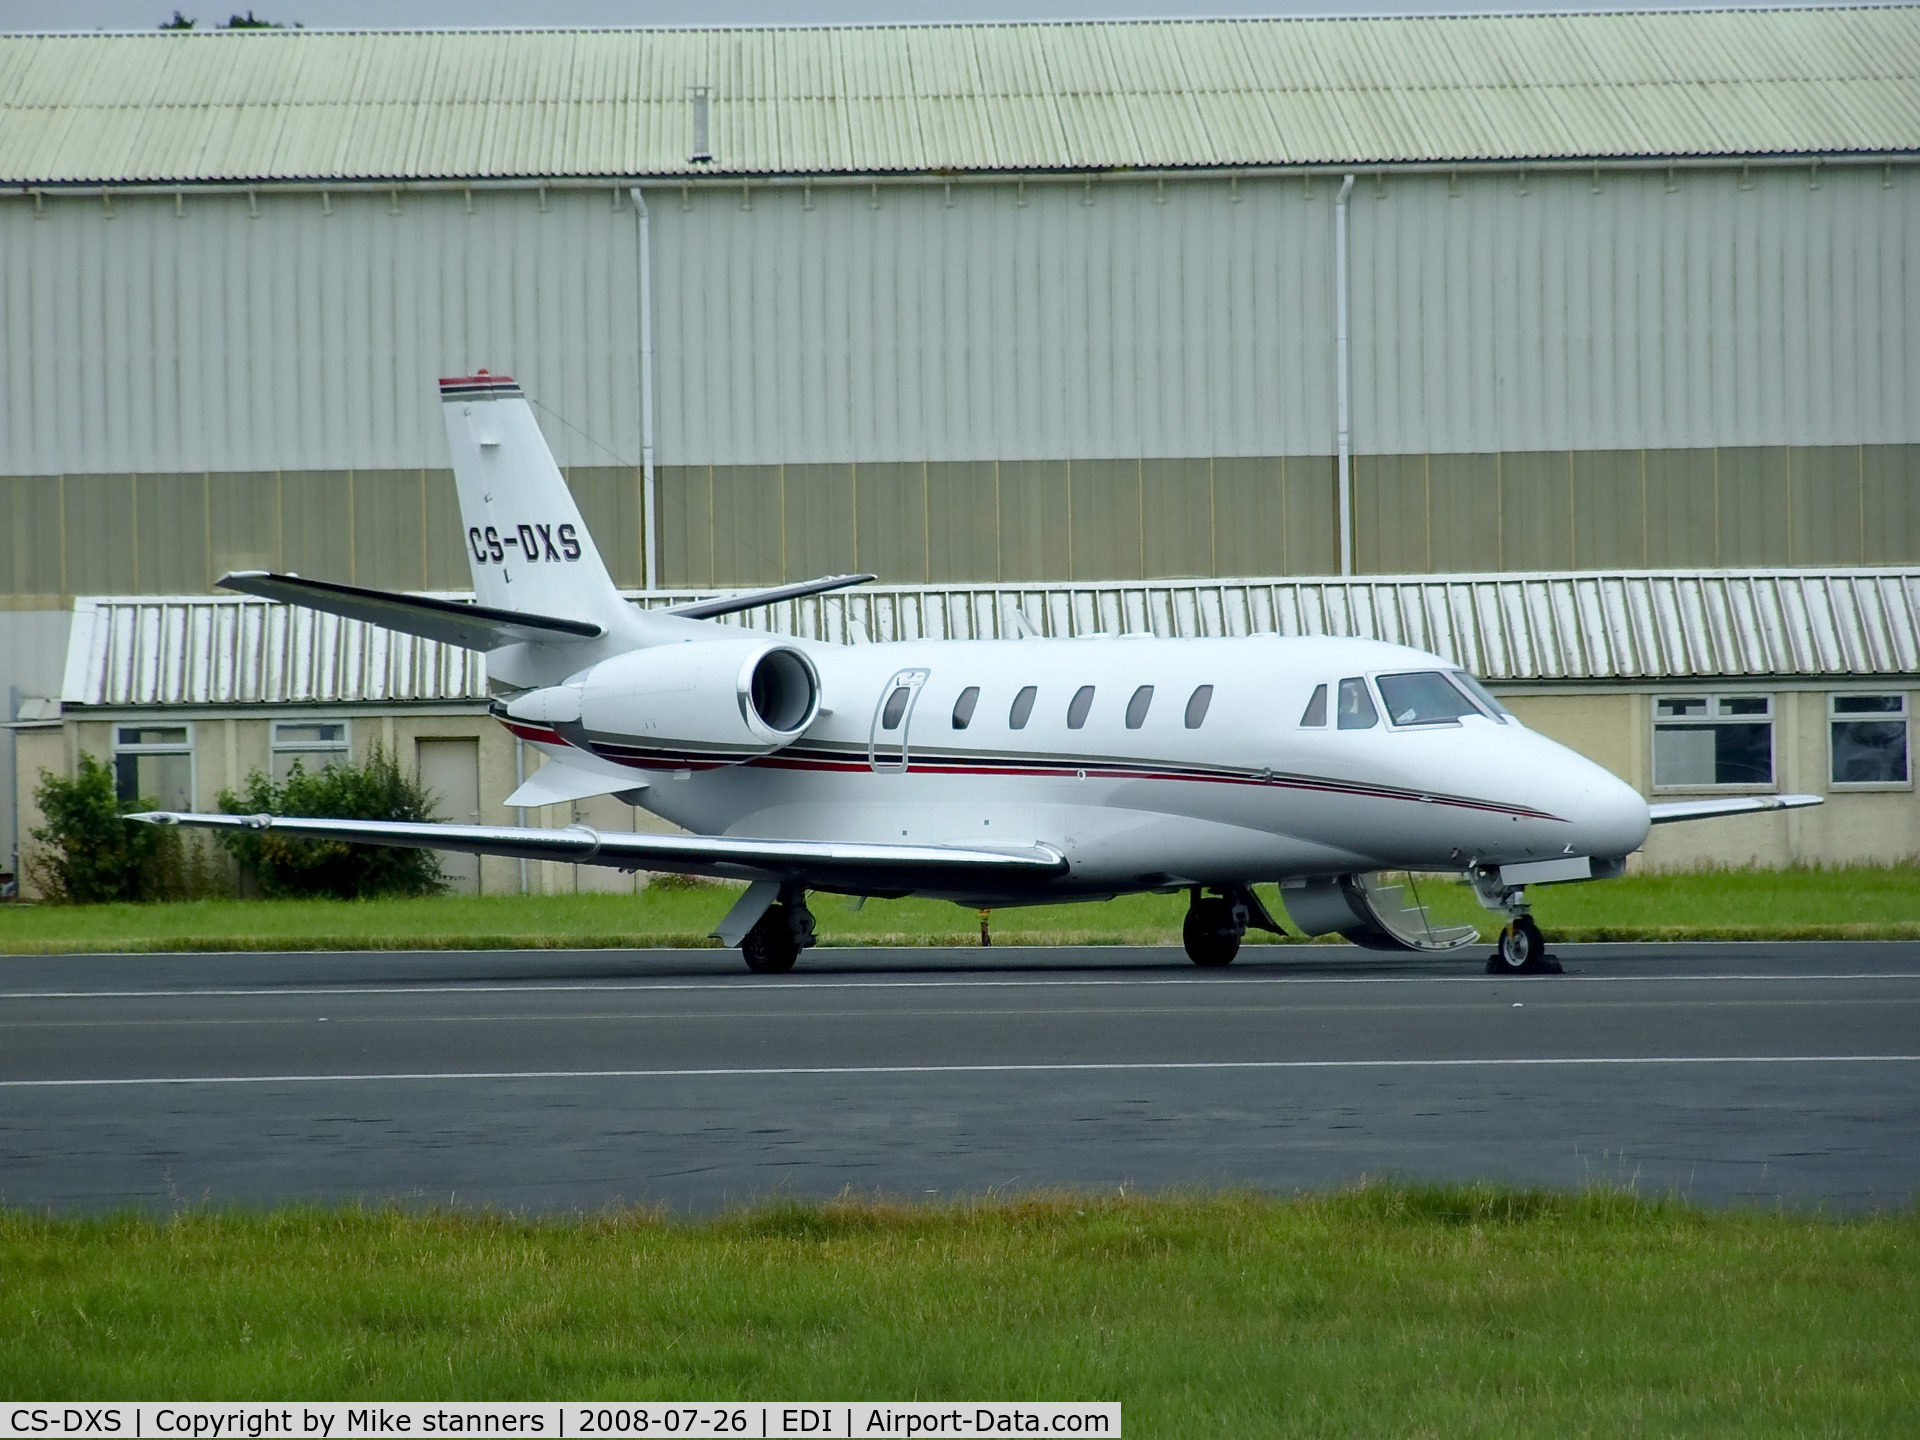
[3, 942, 1917, 1213]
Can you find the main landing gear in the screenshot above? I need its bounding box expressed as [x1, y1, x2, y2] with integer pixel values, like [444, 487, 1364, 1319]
[1469, 868, 1562, 975]
[1181, 885, 1285, 967]
[739, 883, 818, 973]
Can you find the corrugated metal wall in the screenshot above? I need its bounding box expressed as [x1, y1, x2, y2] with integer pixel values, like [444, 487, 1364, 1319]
[652, 176, 1337, 465]
[1353, 165, 1920, 455]
[0, 186, 643, 475]
[1, 166, 1916, 600]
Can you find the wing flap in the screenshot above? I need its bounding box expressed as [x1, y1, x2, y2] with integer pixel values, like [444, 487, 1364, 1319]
[1647, 794, 1823, 825]
[218, 572, 605, 650]
[130, 811, 1066, 889]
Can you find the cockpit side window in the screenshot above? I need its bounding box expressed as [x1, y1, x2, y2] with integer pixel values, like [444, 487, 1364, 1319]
[1300, 683, 1328, 727]
[1335, 677, 1378, 730]
[1376, 671, 1481, 727]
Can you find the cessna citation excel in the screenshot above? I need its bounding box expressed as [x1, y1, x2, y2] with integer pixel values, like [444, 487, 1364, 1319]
[137, 374, 1819, 973]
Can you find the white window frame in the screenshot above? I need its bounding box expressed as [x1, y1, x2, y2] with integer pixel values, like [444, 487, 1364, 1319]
[271, 718, 352, 781]
[1828, 692, 1912, 791]
[1651, 693, 1777, 793]
[111, 722, 196, 811]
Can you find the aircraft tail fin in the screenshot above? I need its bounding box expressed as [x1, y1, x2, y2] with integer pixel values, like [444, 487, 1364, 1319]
[440, 373, 637, 640]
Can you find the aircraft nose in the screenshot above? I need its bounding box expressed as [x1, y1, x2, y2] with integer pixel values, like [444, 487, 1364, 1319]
[1568, 762, 1651, 859]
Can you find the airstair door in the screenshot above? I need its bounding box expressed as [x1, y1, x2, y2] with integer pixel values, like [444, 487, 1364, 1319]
[869, 669, 929, 773]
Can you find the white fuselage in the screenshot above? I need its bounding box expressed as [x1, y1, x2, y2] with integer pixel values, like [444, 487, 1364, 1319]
[504, 631, 1650, 905]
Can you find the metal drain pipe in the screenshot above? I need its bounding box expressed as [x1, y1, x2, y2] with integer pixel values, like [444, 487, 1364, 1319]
[630, 186, 660, 591]
[1334, 172, 1356, 577]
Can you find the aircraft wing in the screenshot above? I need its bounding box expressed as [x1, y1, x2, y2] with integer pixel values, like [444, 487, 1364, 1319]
[218, 572, 605, 649]
[129, 811, 1067, 891]
[1647, 794, 1824, 825]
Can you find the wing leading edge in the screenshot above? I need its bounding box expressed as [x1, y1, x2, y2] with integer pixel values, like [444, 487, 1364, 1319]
[129, 811, 1067, 892]
[1647, 794, 1823, 825]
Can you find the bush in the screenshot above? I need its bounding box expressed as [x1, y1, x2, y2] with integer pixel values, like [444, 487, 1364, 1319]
[216, 742, 449, 900]
[25, 754, 221, 903]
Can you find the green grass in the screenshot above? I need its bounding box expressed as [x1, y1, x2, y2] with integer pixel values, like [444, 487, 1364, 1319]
[2, 864, 1919, 954]
[2, 1189, 1915, 1432]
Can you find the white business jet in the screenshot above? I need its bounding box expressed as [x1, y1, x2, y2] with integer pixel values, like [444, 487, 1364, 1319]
[136, 374, 1820, 973]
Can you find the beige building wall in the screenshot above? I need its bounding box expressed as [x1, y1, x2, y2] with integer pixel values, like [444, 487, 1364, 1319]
[15, 682, 1917, 898]
[13, 706, 692, 901]
[1507, 686, 1920, 870]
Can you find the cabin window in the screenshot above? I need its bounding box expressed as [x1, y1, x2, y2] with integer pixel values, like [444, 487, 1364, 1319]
[1653, 695, 1773, 787]
[271, 720, 350, 782]
[1184, 685, 1213, 729]
[1067, 686, 1096, 729]
[1336, 677, 1378, 730]
[1831, 694, 1909, 786]
[1125, 685, 1154, 729]
[1009, 685, 1037, 729]
[951, 686, 980, 730]
[1376, 671, 1481, 727]
[880, 686, 912, 730]
[1300, 684, 1328, 727]
[113, 725, 194, 810]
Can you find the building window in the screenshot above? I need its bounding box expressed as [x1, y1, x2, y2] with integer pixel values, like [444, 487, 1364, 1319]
[951, 687, 980, 729]
[1653, 695, 1773, 787]
[272, 721, 350, 782]
[113, 725, 193, 810]
[1831, 694, 1909, 786]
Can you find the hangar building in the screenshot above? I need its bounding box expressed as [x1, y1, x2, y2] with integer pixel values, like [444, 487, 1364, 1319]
[3, 9, 1918, 889]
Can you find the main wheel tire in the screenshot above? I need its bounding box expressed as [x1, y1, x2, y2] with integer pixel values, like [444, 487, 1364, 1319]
[1183, 898, 1241, 968]
[1494, 916, 1544, 972]
[742, 904, 800, 974]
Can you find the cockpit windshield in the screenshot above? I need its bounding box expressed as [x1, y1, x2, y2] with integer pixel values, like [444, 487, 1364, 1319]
[1376, 671, 1485, 726]
[1446, 670, 1511, 720]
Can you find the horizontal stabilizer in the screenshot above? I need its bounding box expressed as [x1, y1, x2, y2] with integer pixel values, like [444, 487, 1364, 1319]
[505, 764, 649, 809]
[218, 572, 605, 650]
[668, 573, 877, 620]
[1647, 794, 1823, 825]
[130, 811, 1067, 891]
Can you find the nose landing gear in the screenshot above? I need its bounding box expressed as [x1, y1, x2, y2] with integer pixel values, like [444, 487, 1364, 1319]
[1470, 869, 1562, 975]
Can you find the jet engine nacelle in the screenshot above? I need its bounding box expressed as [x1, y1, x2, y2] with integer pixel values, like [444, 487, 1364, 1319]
[508, 638, 822, 762]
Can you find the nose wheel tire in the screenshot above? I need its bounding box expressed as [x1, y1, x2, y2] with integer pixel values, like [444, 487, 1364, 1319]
[741, 904, 800, 974]
[1489, 916, 1559, 975]
[1183, 897, 1242, 968]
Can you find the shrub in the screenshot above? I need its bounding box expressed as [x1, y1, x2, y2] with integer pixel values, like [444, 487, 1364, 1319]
[25, 753, 203, 903]
[216, 742, 449, 900]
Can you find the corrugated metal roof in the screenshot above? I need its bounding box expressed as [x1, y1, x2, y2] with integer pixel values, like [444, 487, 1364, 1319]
[59, 569, 1920, 708]
[61, 596, 487, 707]
[4, 10, 1917, 184]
